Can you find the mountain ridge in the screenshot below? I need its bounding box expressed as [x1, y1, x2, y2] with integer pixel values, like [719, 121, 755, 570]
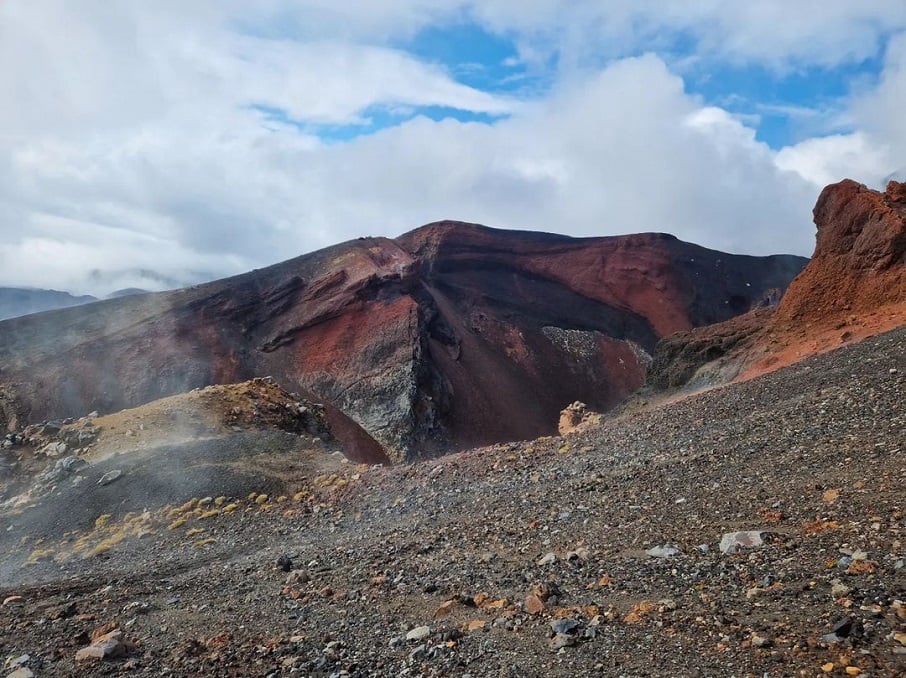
[0, 221, 807, 459]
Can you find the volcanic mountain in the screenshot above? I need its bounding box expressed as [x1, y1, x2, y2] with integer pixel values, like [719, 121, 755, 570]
[0, 223, 806, 460]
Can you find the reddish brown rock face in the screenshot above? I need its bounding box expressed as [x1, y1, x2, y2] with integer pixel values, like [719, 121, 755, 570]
[646, 180, 906, 390]
[0, 223, 805, 460]
[772, 179, 906, 331]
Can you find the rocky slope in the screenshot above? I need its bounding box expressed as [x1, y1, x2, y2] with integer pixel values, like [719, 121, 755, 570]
[1, 325, 902, 677]
[647, 179, 906, 391]
[0, 223, 805, 460]
[0, 378, 388, 567]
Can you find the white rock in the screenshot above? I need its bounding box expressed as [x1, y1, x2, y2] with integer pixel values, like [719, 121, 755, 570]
[719, 531, 764, 554]
[405, 625, 431, 642]
[537, 552, 557, 566]
[645, 545, 680, 558]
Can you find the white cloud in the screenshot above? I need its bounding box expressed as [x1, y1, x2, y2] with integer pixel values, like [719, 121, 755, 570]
[774, 132, 894, 188]
[0, 2, 904, 295]
[466, 1, 905, 69]
[2, 52, 820, 295]
[769, 34, 906, 190]
[852, 33, 906, 163]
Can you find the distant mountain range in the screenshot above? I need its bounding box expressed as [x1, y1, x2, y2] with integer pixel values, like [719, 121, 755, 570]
[0, 287, 150, 321]
[0, 224, 806, 460]
[0, 288, 97, 321]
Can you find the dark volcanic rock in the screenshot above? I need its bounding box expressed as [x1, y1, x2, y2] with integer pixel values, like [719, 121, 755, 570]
[645, 308, 773, 390]
[0, 223, 805, 460]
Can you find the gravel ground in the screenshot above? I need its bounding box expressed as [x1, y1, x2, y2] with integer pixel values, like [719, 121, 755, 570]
[1, 327, 904, 677]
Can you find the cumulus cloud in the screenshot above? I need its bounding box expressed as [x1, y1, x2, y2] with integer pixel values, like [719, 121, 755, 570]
[852, 33, 906, 161]
[774, 132, 895, 188]
[0, 2, 903, 295]
[769, 33, 906, 189]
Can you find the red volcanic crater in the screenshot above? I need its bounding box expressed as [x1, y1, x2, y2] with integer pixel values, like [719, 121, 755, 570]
[0, 222, 806, 460]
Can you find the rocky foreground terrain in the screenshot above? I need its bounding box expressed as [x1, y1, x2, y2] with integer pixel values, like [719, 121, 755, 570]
[1, 325, 903, 677]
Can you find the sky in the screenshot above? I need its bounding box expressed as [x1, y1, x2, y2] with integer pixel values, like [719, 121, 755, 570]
[1, 2, 905, 296]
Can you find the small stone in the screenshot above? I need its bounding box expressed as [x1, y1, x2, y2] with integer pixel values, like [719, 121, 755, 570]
[537, 552, 557, 566]
[405, 625, 431, 642]
[276, 554, 293, 572]
[821, 663, 835, 673]
[434, 600, 456, 618]
[822, 488, 840, 504]
[532, 581, 557, 600]
[409, 644, 427, 661]
[831, 616, 854, 638]
[465, 620, 487, 632]
[97, 470, 122, 486]
[75, 645, 106, 662]
[719, 531, 764, 554]
[645, 545, 680, 558]
[8, 655, 30, 667]
[7, 668, 35, 678]
[893, 600, 906, 620]
[751, 633, 771, 648]
[566, 546, 590, 561]
[2, 595, 24, 607]
[845, 667, 862, 676]
[548, 633, 575, 652]
[91, 621, 119, 640]
[78, 634, 129, 663]
[658, 598, 677, 611]
[831, 581, 851, 599]
[284, 570, 310, 586]
[893, 631, 906, 645]
[550, 619, 580, 635]
[39, 441, 67, 457]
[524, 594, 545, 615]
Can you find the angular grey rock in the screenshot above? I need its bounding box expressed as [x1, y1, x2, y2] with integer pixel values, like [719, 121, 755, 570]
[39, 441, 67, 458]
[751, 633, 771, 648]
[98, 470, 123, 486]
[405, 625, 431, 642]
[645, 545, 680, 558]
[548, 633, 575, 652]
[75, 629, 127, 662]
[537, 552, 557, 566]
[550, 619, 580, 635]
[719, 531, 764, 554]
